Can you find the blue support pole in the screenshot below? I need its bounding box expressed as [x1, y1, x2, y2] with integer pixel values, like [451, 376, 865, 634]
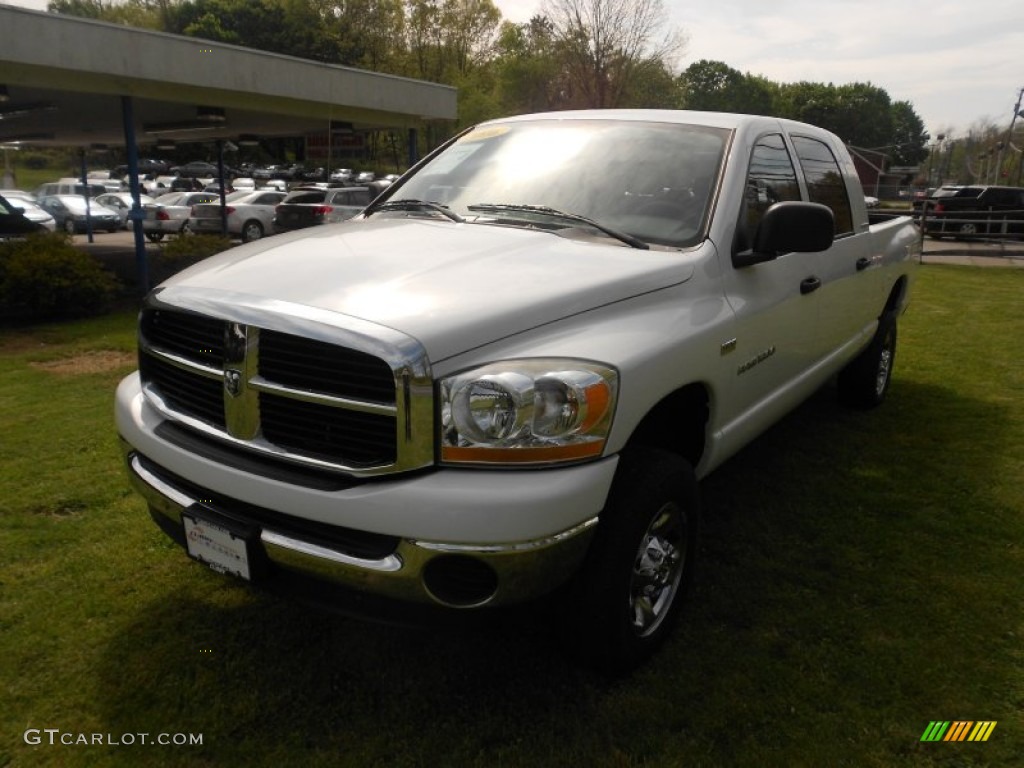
[121, 95, 149, 294]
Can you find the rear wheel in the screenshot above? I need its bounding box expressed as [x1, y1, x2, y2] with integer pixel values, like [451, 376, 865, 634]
[838, 310, 897, 408]
[566, 448, 700, 673]
[956, 221, 979, 239]
[145, 232, 164, 242]
[241, 220, 264, 242]
[63, 218, 76, 235]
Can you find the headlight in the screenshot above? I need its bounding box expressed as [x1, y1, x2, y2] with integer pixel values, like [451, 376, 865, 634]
[440, 360, 618, 466]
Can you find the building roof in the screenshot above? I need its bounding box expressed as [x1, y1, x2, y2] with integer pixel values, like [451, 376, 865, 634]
[0, 5, 457, 147]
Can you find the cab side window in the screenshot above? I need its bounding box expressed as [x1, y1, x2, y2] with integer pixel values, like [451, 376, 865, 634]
[740, 134, 801, 250]
[792, 136, 853, 236]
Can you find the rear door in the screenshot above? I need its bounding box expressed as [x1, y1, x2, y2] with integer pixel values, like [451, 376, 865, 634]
[789, 133, 881, 359]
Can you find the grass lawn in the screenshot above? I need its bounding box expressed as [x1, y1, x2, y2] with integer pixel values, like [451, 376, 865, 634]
[1, 266, 1021, 767]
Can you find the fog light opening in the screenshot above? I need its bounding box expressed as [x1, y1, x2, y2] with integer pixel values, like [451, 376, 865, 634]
[422, 555, 499, 607]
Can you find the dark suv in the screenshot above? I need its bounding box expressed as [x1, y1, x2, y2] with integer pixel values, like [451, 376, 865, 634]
[921, 185, 1024, 240]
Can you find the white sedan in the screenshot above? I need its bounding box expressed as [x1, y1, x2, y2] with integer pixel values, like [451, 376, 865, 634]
[187, 189, 287, 242]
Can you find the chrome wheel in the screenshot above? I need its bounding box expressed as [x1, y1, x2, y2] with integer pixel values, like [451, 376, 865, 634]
[565, 448, 700, 672]
[630, 501, 687, 637]
[875, 343, 893, 398]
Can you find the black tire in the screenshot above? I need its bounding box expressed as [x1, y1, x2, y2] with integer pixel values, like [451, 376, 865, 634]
[241, 220, 264, 242]
[566, 448, 700, 674]
[837, 310, 897, 408]
[956, 222, 979, 240]
[63, 218, 76, 235]
[145, 232, 164, 242]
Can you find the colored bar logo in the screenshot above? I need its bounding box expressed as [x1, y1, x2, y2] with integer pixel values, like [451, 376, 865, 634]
[920, 721, 997, 742]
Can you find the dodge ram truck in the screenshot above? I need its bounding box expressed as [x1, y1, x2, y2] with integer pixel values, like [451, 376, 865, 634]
[116, 110, 919, 670]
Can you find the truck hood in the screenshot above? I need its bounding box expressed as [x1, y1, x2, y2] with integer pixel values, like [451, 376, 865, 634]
[159, 218, 696, 361]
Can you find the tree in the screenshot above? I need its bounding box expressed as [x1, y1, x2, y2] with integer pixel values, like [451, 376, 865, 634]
[494, 16, 564, 114]
[889, 100, 928, 166]
[403, 0, 502, 83]
[540, 0, 685, 109]
[679, 60, 774, 115]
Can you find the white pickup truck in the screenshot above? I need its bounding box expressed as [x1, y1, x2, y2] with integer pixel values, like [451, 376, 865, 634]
[116, 110, 918, 670]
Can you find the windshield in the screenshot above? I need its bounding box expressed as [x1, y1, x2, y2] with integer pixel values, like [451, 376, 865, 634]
[395, 119, 728, 248]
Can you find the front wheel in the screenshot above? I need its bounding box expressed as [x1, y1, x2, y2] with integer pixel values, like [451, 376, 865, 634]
[566, 448, 700, 674]
[145, 232, 164, 242]
[837, 310, 897, 408]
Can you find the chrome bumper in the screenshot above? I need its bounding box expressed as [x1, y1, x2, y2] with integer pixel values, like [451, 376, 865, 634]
[121, 440, 598, 609]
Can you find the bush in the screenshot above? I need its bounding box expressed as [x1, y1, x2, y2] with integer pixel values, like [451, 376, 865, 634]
[155, 233, 233, 278]
[0, 232, 119, 321]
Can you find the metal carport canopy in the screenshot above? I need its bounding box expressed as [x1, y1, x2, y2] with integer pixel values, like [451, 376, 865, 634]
[0, 5, 457, 291]
[0, 5, 457, 146]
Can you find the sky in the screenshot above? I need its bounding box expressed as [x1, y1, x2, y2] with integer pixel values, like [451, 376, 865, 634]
[4, 0, 1023, 139]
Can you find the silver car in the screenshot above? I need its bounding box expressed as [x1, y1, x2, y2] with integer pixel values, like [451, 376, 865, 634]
[37, 194, 120, 234]
[95, 192, 157, 229]
[143, 191, 219, 242]
[1, 192, 56, 231]
[188, 189, 287, 242]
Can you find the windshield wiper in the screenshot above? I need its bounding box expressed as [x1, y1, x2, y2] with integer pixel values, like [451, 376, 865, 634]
[366, 199, 464, 222]
[466, 203, 649, 250]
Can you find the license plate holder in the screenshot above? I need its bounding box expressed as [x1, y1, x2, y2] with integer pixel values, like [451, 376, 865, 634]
[182, 504, 260, 582]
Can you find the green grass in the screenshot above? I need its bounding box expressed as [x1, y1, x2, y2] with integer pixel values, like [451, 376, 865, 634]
[2, 267, 1022, 767]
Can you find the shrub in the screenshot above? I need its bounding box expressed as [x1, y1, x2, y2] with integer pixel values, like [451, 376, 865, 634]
[0, 232, 119, 321]
[155, 233, 233, 278]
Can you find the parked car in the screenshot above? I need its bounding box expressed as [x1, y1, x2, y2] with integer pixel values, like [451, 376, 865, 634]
[231, 177, 256, 192]
[95, 192, 157, 229]
[171, 161, 234, 179]
[188, 189, 287, 242]
[300, 167, 327, 182]
[10, 198, 56, 231]
[0, 192, 48, 238]
[273, 186, 373, 232]
[37, 194, 120, 234]
[142, 191, 219, 241]
[329, 168, 354, 183]
[921, 185, 1024, 240]
[113, 159, 171, 177]
[911, 185, 964, 214]
[143, 175, 180, 197]
[35, 179, 107, 199]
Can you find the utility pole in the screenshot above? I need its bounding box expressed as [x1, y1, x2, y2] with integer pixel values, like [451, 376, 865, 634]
[994, 86, 1024, 185]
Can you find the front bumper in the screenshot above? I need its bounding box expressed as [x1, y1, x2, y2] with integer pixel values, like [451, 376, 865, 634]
[117, 373, 617, 610]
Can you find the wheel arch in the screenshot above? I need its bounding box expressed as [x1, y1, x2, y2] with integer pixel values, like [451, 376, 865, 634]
[622, 382, 710, 469]
[883, 274, 910, 316]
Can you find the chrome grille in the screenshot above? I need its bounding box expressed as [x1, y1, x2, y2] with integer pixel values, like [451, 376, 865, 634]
[137, 300, 432, 476]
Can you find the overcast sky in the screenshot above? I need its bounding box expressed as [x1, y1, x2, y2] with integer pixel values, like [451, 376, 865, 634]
[5, 0, 1022, 138]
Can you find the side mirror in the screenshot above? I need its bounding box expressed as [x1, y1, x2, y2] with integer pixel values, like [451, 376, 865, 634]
[733, 201, 835, 268]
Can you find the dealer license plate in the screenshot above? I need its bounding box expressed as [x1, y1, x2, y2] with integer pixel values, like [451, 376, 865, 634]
[183, 508, 254, 581]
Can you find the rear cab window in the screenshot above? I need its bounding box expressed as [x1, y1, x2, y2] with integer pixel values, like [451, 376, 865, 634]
[791, 136, 854, 236]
